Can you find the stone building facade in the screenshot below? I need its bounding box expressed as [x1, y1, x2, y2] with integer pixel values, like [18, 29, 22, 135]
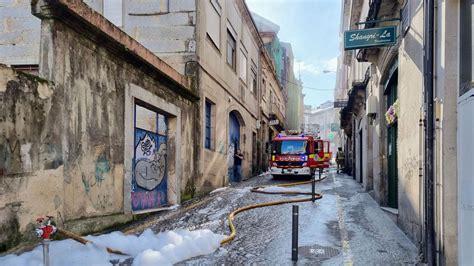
[0, 0, 292, 190]
[0, 0, 298, 251]
[337, 0, 472, 264]
[281, 42, 304, 131]
[86, 0, 265, 190]
[1, 0, 199, 251]
[303, 101, 342, 156]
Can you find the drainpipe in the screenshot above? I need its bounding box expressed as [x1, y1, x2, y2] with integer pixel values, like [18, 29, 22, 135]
[423, 0, 435, 264]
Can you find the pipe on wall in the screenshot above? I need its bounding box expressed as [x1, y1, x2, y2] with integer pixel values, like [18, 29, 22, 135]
[423, 0, 436, 264]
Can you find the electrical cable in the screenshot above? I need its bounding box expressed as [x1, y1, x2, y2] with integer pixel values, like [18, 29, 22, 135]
[261, 66, 343, 91]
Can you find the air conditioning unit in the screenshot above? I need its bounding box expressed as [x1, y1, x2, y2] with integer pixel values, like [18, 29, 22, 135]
[366, 95, 377, 117]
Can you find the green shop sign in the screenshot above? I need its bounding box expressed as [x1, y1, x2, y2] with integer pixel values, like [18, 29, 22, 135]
[344, 26, 397, 50]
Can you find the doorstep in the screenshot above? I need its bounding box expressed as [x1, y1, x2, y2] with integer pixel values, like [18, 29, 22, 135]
[380, 207, 398, 224]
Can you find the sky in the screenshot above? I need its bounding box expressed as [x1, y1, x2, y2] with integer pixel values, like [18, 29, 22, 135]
[246, 0, 342, 108]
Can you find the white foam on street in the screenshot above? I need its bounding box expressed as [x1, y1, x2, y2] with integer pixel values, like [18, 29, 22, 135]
[0, 229, 224, 266]
[256, 186, 309, 193]
[234, 187, 252, 194]
[168, 204, 180, 210]
[210, 187, 228, 194]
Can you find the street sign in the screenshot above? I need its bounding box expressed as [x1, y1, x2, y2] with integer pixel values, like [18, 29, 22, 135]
[344, 26, 397, 50]
[328, 132, 335, 140]
[331, 123, 339, 132]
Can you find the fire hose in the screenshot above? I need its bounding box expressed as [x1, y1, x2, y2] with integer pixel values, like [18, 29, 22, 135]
[37, 174, 326, 257]
[220, 175, 327, 245]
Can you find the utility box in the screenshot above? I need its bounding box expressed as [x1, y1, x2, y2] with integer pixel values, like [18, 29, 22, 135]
[366, 95, 377, 116]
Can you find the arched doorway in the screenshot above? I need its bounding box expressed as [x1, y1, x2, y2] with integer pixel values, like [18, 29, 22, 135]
[228, 111, 242, 182]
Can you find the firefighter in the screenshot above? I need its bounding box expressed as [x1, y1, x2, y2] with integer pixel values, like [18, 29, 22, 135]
[336, 147, 345, 174]
[234, 149, 244, 182]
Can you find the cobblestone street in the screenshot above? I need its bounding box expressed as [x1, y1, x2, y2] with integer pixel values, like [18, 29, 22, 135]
[126, 169, 419, 265]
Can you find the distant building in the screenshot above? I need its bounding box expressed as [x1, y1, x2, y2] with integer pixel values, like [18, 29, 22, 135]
[303, 101, 341, 155]
[251, 13, 303, 132]
[281, 42, 304, 131]
[259, 47, 286, 171]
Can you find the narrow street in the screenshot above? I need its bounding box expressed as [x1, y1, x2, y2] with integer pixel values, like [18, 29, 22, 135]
[2, 0, 470, 264]
[127, 169, 418, 265]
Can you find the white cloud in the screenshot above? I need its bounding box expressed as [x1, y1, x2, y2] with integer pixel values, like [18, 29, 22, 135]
[295, 57, 338, 76]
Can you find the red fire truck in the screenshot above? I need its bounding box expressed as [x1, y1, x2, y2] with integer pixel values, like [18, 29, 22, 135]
[270, 134, 331, 178]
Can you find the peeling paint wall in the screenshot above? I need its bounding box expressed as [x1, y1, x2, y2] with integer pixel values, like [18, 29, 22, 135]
[36, 16, 197, 218]
[0, 64, 63, 251]
[0, 0, 199, 251]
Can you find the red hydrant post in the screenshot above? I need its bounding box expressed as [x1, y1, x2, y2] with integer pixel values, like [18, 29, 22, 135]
[35, 216, 57, 266]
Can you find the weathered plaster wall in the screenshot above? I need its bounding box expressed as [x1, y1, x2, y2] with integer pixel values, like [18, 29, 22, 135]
[395, 0, 424, 244]
[37, 16, 197, 219]
[0, 64, 63, 251]
[0, 0, 199, 251]
[436, 1, 459, 264]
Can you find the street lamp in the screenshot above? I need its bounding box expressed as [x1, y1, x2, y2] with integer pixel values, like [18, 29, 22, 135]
[322, 70, 336, 74]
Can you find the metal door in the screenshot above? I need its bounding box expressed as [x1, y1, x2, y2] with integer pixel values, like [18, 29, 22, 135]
[132, 104, 168, 212]
[387, 123, 398, 208]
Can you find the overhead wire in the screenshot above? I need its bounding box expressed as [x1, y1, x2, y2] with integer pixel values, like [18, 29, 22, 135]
[261, 66, 343, 91]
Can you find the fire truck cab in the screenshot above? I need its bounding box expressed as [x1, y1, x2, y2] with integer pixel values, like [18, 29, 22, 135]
[270, 134, 329, 178]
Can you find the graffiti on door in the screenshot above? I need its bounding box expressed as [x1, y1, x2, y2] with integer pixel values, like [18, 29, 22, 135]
[132, 105, 168, 212]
